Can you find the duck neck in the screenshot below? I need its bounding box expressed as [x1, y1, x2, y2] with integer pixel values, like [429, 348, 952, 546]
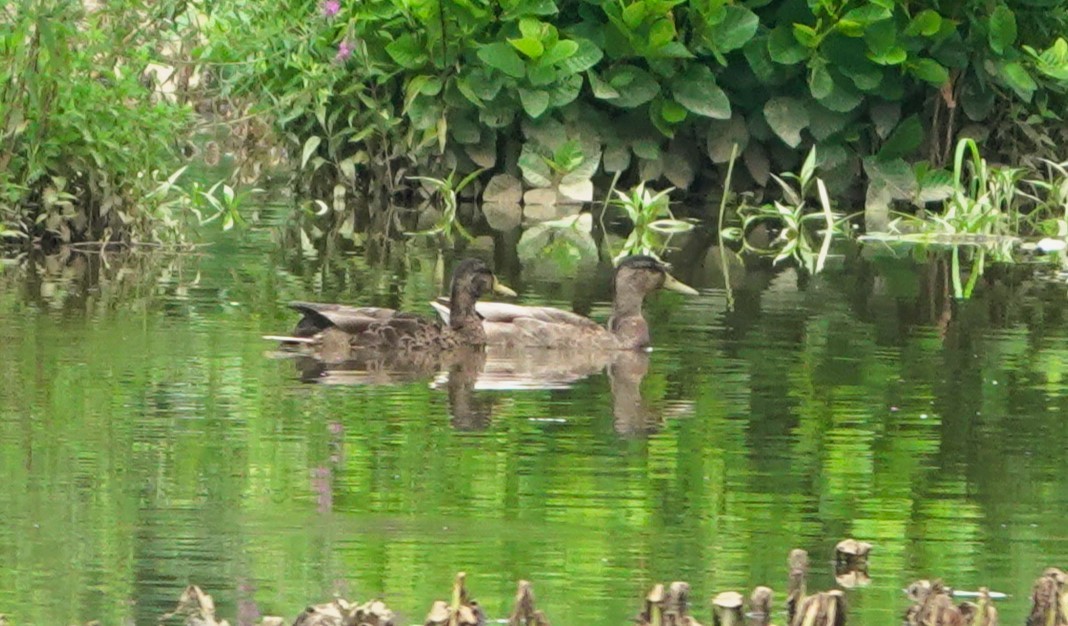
[448, 283, 486, 341]
[608, 289, 650, 349]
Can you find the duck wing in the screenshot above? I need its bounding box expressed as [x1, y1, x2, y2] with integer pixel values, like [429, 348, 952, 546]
[289, 301, 398, 336]
[431, 298, 601, 330]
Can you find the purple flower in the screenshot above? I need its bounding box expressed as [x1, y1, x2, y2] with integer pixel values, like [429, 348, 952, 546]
[334, 40, 353, 63]
[321, 0, 340, 17]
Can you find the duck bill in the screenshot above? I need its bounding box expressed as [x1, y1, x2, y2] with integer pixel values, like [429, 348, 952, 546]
[663, 273, 699, 295]
[492, 278, 517, 297]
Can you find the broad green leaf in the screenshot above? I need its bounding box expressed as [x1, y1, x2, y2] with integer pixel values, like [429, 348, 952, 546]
[792, 23, 818, 48]
[999, 61, 1037, 101]
[988, 4, 1017, 55]
[671, 65, 730, 119]
[477, 42, 526, 78]
[519, 88, 551, 118]
[905, 10, 942, 37]
[816, 78, 863, 112]
[542, 40, 579, 66]
[528, 64, 557, 86]
[509, 36, 545, 59]
[878, 115, 922, 159]
[768, 25, 807, 64]
[604, 65, 660, 108]
[709, 6, 759, 53]
[909, 58, 949, 84]
[588, 70, 620, 99]
[518, 145, 554, 187]
[764, 97, 809, 147]
[706, 114, 749, 163]
[519, 17, 547, 39]
[622, 1, 648, 29]
[809, 62, 833, 99]
[558, 38, 603, 74]
[842, 5, 891, 24]
[549, 74, 583, 106]
[301, 136, 321, 170]
[386, 34, 426, 68]
[660, 99, 688, 123]
[648, 18, 677, 50]
[869, 101, 901, 139]
[868, 46, 907, 65]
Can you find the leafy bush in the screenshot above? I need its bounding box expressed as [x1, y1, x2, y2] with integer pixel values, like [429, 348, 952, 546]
[0, 0, 193, 245]
[226, 0, 1068, 230]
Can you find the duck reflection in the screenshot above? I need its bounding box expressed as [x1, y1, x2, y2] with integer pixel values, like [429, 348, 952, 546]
[282, 346, 664, 435]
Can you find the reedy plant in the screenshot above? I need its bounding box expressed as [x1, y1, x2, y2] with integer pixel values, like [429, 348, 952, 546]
[610, 182, 694, 262]
[740, 149, 847, 274]
[0, 0, 195, 245]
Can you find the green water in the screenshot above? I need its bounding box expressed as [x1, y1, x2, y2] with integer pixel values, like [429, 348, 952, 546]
[2, 224, 1067, 626]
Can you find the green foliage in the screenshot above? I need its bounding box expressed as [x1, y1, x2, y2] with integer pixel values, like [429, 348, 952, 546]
[740, 148, 849, 273]
[217, 0, 1068, 234]
[610, 182, 694, 261]
[0, 0, 195, 244]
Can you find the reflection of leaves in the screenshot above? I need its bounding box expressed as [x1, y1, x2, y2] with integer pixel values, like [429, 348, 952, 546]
[517, 214, 597, 272]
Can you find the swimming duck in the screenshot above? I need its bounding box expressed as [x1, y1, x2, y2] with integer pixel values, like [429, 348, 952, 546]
[277, 258, 516, 358]
[430, 255, 698, 350]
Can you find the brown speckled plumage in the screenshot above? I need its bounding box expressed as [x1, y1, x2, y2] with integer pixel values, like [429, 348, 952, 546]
[431, 255, 698, 350]
[285, 258, 513, 359]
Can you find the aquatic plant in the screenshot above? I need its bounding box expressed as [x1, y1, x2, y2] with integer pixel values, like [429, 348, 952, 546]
[611, 182, 694, 262]
[739, 149, 849, 273]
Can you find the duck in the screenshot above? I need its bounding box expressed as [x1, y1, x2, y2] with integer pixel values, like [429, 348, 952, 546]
[273, 258, 516, 359]
[430, 255, 698, 350]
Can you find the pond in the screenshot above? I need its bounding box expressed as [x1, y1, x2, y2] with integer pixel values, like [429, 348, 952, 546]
[1, 212, 1067, 626]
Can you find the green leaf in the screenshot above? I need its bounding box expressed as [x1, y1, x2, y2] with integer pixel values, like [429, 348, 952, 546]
[764, 97, 809, 147]
[706, 114, 749, 163]
[809, 63, 833, 99]
[301, 136, 321, 170]
[909, 58, 948, 84]
[558, 38, 603, 74]
[709, 6, 759, 53]
[842, 5, 891, 24]
[868, 46, 907, 65]
[870, 101, 901, 139]
[792, 23, 818, 48]
[588, 69, 620, 99]
[671, 65, 730, 119]
[548, 73, 583, 106]
[768, 25, 808, 64]
[518, 144, 554, 187]
[477, 42, 526, 78]
[905, 10, 942, 37]
[878, 115, 922, 159]
[988, 4, 1017, 55]
[528, 64, 557, 86]
[817, 78, 863, 113]
[541, 40, 579, 65]
[509, 36, 545, 59]
[604, 65, 660, 108]
[999, 60, 1037, 101]
[386, 34, 427, 69]
[660, 99, 688, 123]
[519, 88, 551, 118]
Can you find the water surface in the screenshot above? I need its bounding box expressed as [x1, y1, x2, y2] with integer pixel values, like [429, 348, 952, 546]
[1, 224, 1067, 625]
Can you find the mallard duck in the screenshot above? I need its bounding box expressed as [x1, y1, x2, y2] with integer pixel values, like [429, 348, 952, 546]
[430, 255, 698, 350]
[273, 258, 515, 358]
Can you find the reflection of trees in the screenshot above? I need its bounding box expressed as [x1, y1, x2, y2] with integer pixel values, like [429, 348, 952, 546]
[3, 240, 1068, 625]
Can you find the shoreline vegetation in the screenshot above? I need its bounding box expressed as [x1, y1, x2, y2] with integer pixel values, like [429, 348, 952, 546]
[1, 0, 1067, 280]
